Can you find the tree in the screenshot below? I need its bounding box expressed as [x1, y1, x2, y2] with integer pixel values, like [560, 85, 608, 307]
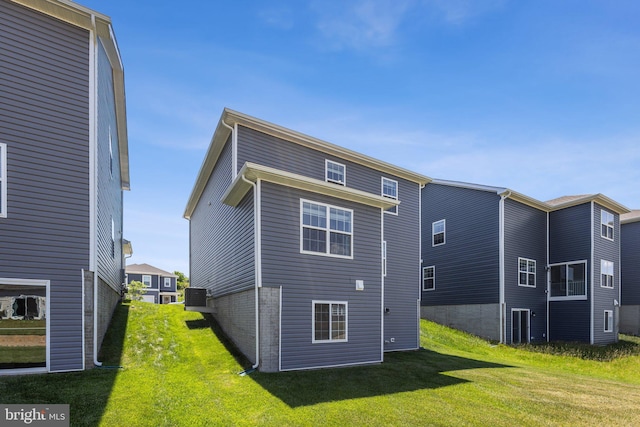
[174, 271, 190, 290]
[127, 280, 147, 301]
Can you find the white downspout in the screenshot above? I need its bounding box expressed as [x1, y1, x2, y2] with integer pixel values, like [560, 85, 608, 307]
[498, 190, 511, 344]
[221, 119, 237, 179]
[241, 174, 260, 370]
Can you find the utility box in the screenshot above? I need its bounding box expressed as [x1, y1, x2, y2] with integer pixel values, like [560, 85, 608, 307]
[185, 288, 207, 307]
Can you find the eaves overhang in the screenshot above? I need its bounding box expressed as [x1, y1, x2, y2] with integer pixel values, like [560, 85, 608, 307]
[622, 210, 640, 224]
[11, 0, 130, 190]
[548, 194, 630, 215]
[221, 162, 401, 210]
[184, 108, 430, 219]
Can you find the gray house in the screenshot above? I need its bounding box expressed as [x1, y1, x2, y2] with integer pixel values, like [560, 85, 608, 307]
[621, 210, 640, 335]
[126, 263, 179, 304]
[421, 180, 628, 345]
[0, 0, 130, 373]
[184, 109, 430, 372]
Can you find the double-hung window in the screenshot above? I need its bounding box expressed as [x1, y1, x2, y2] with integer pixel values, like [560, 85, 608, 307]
[301, 200, 353, 258]
[381, 177, 398, 214]
[142, 275, 152, 287]
[0, 143, 6, 218]
[601, 210, 614, 240]
[325, 160, 345, 185]
[313, 301, 347, 343]
[604, 310, 613, 332]
[164, 277, 171, 288]
[549, 261, 587, 299]
[423, 266, 435, 291]
[432, 219, 445, 246]
[601, 260, 614, 288]
[518, 258, 536, 287]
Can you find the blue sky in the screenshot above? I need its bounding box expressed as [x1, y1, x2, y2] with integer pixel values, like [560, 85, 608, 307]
[81, 0, 640, 275]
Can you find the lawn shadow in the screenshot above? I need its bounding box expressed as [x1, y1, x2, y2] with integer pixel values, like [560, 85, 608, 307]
[250, 349, 512, 408]
[186, 314, 252, 368]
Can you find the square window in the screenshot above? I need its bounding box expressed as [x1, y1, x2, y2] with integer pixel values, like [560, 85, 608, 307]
[381, 177, 398, 214]
[432, 219, 445, 246]
[301, 200, 352, 258]
[313, 301, 347, 342]
[423, 266, 435, 291]
[142, 275, 152, 287]
[325, 160, 345, 185]
[549, 262, 587, 298]
[601, 210, 614, 240]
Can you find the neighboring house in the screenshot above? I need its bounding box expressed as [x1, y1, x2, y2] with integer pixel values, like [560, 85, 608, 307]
[620, 210, 640, 335]
[421, 180, 628, 345]
[0, 0, 130, 373]
[126, 264, 179, 304]
[184, 109, 430, 372]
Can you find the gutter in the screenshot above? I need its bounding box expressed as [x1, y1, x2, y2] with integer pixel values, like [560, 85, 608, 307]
[240, 174, 260, 370]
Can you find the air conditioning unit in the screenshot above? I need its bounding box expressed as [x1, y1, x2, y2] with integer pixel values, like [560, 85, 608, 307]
[185, 288, 207, 307]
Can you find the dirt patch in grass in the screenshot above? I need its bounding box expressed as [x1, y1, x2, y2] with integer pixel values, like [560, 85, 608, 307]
[0, 335, 45, 347]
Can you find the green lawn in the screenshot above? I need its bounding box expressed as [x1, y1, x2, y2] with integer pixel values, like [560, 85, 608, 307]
[1, 302, 640, 426]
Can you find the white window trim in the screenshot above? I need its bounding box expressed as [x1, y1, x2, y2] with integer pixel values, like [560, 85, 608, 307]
[163, 277, 171, 288]
[300, 199, 354, 259]
[548, 260, 588, 301]
[604, 310, 613, 333]
[142, 275, 152, 287]
[382, 241, 387, 277]
[518, 257, 536, 288]
[423, 266, 435, 291]
[325, 159, 346, 186]
[0, 143, 6, 218]
[511, 308, 531, 344]
[601, 210, 614, 241]
[312, 300, 348, 343]
[381, 177, 398, 215]
[600, 259, 614, 289]
[432, 219, 446, 247]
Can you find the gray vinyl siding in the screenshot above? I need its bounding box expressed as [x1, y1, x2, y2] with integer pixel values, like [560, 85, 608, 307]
[548, 204, 592, 342]
[503, 199, 547, 343]
[237, 126, 394, 196]
[622, 221, 640, 305]
[260, 183, 383, 370]
[0, 0, 90, 372]
[592, 203, 619, 344]
[127, 273, 159, 290]
[190, 138, 255, 297]
[421, 184, 500, 305]
[383, 178, 420, 351]
[96, 40, 125, 292]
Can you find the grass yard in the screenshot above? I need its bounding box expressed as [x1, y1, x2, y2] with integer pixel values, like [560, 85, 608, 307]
[1, 302, 640, 426]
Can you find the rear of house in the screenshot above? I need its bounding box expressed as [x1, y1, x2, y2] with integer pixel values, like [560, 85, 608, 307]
[621, 210, 640, 335]
[185, 109, 429, 371]
[0, 0, 129, 374]
[126, 263, 179, 304]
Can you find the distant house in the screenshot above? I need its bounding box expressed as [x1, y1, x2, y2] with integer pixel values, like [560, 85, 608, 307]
[421, 180, 628, 345]
[184, 109, 430, 372]
[621, 210, 640, 335]
[0, 0, 130, 373]
[126, 264, 178, 304]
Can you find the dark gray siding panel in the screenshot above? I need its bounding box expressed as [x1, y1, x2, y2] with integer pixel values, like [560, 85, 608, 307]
[383, 179, 421, 351]
[503, 200, 547, 343]
[0, 0, 90, 372]
[622, 221, 640, 305]
[190, 139, 255, 296]
[592, 203, 619, 344]
[96, 40, 125, 292]
[260, 183, 383, 370]
[237, 126, 391, 196]
[548, 204, 591, 264]
[421, 184, 500, 305]
[549, 300, 590, 342]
